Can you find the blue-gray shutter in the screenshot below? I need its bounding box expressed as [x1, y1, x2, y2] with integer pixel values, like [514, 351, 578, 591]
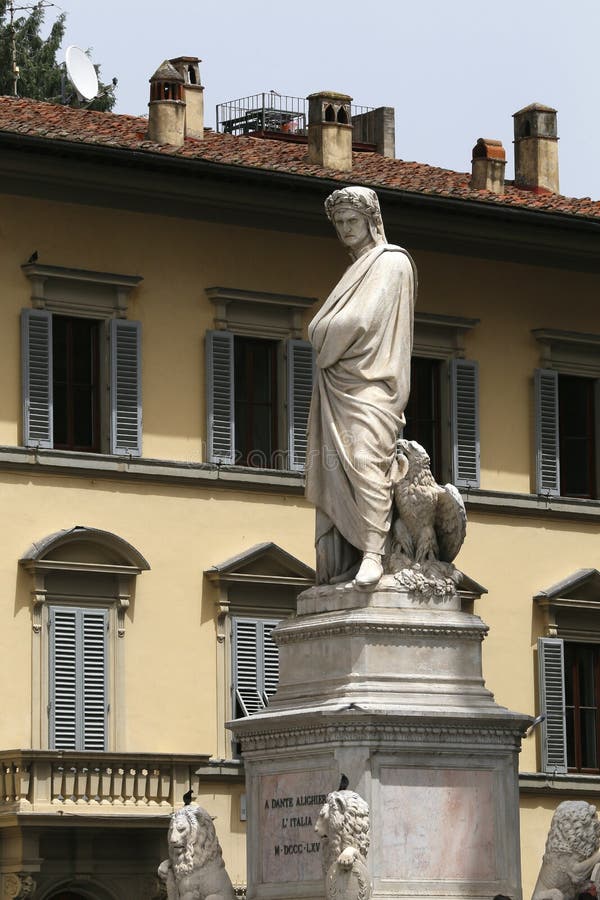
[450, 359, 480, 488]
[232, 617, 280, 717]
[206, 330, 235, 464]
[110, 319, 142, 456]
[537, 636, 567, 774]
[287, 339, 314, 472]
[82, 610, 108, 751]
[21, 308, 53, 448]
[535, 368, 560, 496]
[49, 607, 77, 749]
[49, 606, 108, 751]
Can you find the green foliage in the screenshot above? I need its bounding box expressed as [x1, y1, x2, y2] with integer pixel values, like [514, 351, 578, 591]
[0, 1, 116, 110]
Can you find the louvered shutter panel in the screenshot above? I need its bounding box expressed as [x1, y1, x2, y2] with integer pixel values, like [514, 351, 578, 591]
[82, 609, 108, 751]
[450, 359, 480, 488]
[49, 608, 77, 750]
[21, 308, 53, 448]
[535, 369, 560, 496]
[206, 330, 235, 464]
[110, 319, 142, 456]
[261, 620, 281, 706]
[287, 339, 314, 471]
[233, 618, 261, 716]
[538, 637, 568, 774]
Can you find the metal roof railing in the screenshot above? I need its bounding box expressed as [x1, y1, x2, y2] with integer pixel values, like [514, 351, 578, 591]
[215, 92, 374, 138]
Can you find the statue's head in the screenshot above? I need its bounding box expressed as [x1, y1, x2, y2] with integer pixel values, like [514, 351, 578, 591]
[325, 187, 386, 254]
[315, 789, 370, 866]
[545, 800, 600, 860]
[167, 804, 223, 878]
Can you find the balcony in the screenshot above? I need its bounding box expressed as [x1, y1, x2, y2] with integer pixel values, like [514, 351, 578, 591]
[0, 750, 212, 817]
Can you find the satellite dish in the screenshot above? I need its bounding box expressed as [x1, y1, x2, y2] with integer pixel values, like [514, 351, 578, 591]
[65, 45, 98, 102]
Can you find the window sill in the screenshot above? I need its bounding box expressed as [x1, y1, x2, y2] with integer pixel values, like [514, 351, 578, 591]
[464, 488, 600, 522]
[0, 446, 305, 494]
[3, 447, 600, 516]
[520, 771, 600, 795]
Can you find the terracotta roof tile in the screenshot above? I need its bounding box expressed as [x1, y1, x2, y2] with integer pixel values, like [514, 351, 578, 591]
[1, 96, 600, 221]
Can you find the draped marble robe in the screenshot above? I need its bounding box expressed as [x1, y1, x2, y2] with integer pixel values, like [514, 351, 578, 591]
[306, 243, 416, 584]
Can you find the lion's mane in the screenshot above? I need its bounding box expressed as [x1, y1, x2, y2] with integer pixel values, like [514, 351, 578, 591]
[317, 790, 370, 872]
[169, 805, 223, 879]
[544, 801, 600, 861]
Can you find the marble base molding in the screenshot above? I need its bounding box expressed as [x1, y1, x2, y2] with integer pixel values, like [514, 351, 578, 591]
[231, 583, 531, 900]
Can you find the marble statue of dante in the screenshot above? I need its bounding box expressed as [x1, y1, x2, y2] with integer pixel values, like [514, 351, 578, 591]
[306, 186, 417, 587]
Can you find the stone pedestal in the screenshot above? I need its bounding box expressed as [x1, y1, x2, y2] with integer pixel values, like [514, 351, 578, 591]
[231, 577, 530, 900]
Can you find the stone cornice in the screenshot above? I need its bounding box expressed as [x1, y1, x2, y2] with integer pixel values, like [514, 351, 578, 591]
[233, 720, 529, 753]
[275, 620, 488, 644]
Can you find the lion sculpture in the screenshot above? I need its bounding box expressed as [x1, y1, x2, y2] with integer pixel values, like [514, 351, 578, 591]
[315, 789, 372, 900]
[157, 804, 235, 900]
[532, 800, 600, 900]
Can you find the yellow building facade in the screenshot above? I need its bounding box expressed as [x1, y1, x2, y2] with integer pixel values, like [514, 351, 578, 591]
[1, 78, 600, 899]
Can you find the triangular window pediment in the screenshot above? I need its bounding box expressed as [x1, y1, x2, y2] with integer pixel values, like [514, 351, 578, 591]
[535, 569, 600, 610]
[205, 542, 314, 586]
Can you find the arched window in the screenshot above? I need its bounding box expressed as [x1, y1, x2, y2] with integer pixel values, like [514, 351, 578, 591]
[20, 526, 149, 751]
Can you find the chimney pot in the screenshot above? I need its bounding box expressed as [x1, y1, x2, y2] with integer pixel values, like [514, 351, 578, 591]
[307, 90, 353, 171]
[513, 103, 559, 193]
[470, 138, 506, 194]
[147, 60, 185, 147]
[169, 56, 204, 140]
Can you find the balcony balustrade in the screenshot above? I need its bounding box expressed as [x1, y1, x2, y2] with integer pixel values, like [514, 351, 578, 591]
[0, 750, 211, 815]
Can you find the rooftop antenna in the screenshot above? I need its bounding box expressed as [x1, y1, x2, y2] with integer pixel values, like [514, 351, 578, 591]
[64, 45, 99, 105]
[7, 0, 57, 96]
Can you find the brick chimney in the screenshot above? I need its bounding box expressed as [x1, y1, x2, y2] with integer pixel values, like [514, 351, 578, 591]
[147, 60, 185, 147]
[169, 56, 204, 139]
[470, 138, 506, 193]
[513, 103, 559, 193]
[307, 91, 353, 171]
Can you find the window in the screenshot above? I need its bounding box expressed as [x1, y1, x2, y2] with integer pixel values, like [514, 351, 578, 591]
[21, 263, 143, 456]
[536, 569, 600, 775]
[205, 286, 316, 471]
[533, 329, 600, 499]
[20, 525, 150, 751]
[404, 357, 443, 482]
[232, 617, 279, 718]
[49, 605, 108, 751]
[234, 337, 279, 467]
[564, 642, 600, 771]
[559, 375, 596, 498]
[205, 542, 314, 758]
[52, 316, 101, 452]
[410, 312, 480, 488]
[538, 637, 600, 774]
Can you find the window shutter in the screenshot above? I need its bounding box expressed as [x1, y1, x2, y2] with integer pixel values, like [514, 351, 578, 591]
[206, 330, 235, 464]
[261, 620, 280, 706]
[535, 368, 560, 496]
[233, 618, 261, 716]
[450, 359, 480, 488]
[537, 636, 567, 774]
[21, 308, 53, 448]
[82, 609, 108, 751]
[287, 339, 314, 471]
[110, 319, 142, 457]
[49, 607, 108, 751]
[49, 608, 78, 750]
[233, 617, 281, 717]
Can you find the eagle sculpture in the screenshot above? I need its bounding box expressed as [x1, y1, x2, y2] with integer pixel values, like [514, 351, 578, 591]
[389, 439, 466, 574]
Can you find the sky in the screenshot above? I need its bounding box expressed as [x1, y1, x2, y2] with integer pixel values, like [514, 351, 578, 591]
[51, 0, 600, 200]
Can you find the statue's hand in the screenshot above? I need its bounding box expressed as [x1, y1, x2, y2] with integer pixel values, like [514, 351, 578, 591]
[337, 847, 358, 869]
